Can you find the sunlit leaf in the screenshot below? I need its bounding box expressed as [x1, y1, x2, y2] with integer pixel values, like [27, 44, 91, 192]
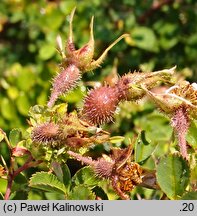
[129, 27, 158, 52]
[156, 155, 190, 199]
[29, 172, 67, 195]
[16, 93, 31, 116]
[68, 185, 96, 200]
[39, 44, 56, 60]
[72, 167, 99, 188]
[181, 192, 197, 200]
[9, 128, 22, 147]
[134, 130, 157, 163]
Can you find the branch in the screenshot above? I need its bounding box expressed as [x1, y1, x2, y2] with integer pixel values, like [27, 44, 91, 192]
[138, 0, 176, 23]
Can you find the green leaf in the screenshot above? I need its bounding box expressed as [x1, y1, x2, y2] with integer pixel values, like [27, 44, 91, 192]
[64, 87, 84, 103]
[68, 185, 96, 200]
[154, 22, 178, 50]
[51, 162, 71, 189]
[130, 27, 158, 52]
[10, 190, 28, 200]
[7, 86, 19, 100]
[181, 192, 197, 200]
[16, 93, 31, 116]
[92, 186, 108, 200]
[109, 136, 125, 144]
[9, 128, 22, 147]
[14, 172, 27, 184]
[72, 167, 99, 188]
[28, 190, 43, 200]
[62, 164, 71, 189]
[16, 70, 36, 92]
[29, 172, 67, 195]
[134, 131, 157, 163]
[186, 119, 197, 149]
[39, 44, 56, 60]
[44, 192, 65, 200]
[0, 192, 4, 200]
[28, 105, 50, 125]
[156, 155, 190, 199]
[1, 98, 17, 120]
[134, 112, 173, 143]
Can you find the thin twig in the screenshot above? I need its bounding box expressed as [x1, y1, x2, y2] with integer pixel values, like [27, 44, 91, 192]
[138, 0, 176, 23]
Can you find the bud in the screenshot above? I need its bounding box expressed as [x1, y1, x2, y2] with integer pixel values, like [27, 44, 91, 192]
[31, 122, 60, 144]
[63, 8, 129, 72]
[48, 64, 81, 107]
[82, 86, 120, 125]
[116, 66, 175, 101]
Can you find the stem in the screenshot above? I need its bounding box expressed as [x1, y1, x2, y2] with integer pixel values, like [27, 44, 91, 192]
[4, 155, 42, 200]
[4, 175, 13, 200]
[171, 106, 189, 160]
[177, 132, 188, 160]
[67, 150, 95, 166]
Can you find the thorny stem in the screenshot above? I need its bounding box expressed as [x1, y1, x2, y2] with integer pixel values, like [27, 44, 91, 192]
[67, 150, 95, 166]
[177, 132, 188, 160]
[4, 154, 42, 200]
[171, 106, 189, 160]
[4, 176, 13, 200]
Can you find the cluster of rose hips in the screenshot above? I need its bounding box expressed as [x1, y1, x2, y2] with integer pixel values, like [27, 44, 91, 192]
[47, 8, 174, 126]
[30, 8, 197, 199]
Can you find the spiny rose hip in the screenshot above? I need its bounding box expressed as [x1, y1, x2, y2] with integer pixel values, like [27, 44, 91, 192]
[116, 67, 175, 101]
[31, 122, 59, 144]
[93, 158, 113, 178]
[82, 86, 120, 125]
[48, 64, 81, 107]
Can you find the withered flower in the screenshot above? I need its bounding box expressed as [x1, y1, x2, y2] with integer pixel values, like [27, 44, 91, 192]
[143, 81, 197, 160]
[68, 144, 143, 200]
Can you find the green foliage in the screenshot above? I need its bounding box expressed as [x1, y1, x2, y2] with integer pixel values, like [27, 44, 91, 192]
[0, 1, 196, 200]
[68, 185, 96, 200]
[156, 155, 190, 199]
[29, 172, 68, 195]
[9, 129, 22, 147]
[71, 167, 100, 188]
[181, 192, 197, 200]
[134, 131, 157, 164]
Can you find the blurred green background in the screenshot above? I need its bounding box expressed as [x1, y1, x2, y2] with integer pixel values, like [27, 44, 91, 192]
[0, 0, 197, 132]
